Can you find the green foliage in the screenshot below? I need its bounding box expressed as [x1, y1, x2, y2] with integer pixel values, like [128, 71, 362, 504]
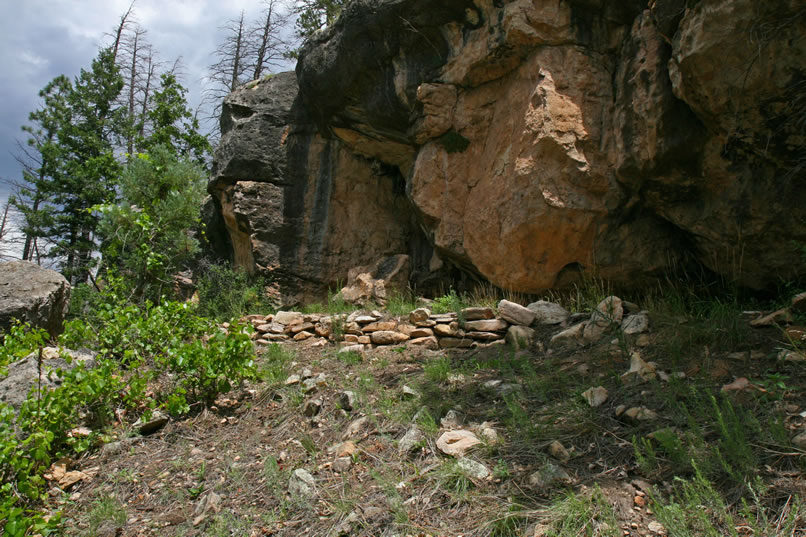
[634, 387, 762, 486]
[337, 350, 363, 365]
[541, 486, 620, 537]
[424, 356, 452, 383]
[649, 470, 803, 537]
[97, 146, 207, 303]
[139, 74, 210, 165]
[293, 0, 344, 39]
[43, 47, 126, 284]
[431, 289, 465, 314]
[437, 130, 471, 154]
[196, 262, 272, 321]
[0, 322, 49, 375]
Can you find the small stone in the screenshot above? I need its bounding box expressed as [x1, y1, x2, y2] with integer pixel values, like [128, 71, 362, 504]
[370, 331, 410, 345]
[338, 391, 357, 411]
[778, 349, 806, 362]
[398, 425, 425, 454]
[461, 307, 494, 321]
[479, 423, 499, 445]
[439, 337, 474, 349]
[344, 334, 360, 343]
[303, 398, 322, 417]
[622, 312, 650, 335]
[274, 311, 303, 326]
[135, 410, 169, 436]
[634, 495, 646, 507]
[302, 368, 313, 379]
[402, 385, 420, 398]
[466, 331, 502, 341]
[357, 335, 371, 345]
[505, 325, 534, 350]
[527, 301, 569, 325]
[549, 323, 585, 349]
[362, 321, 397, 333]
[409, 327, 434, 338]
[457, 457, 490, 479]
[409, 308, 431, 324]
[436, 429, 481, 457]
[622, 352, 657, 383]
[434, 323, 464, 337]
[528, 462, 571, 489]
[440, 409, 463, 429]
[293, 330, 314, 341]
[463, 319, 508, 332]
[291, 322, 315, 334]
[332, 456, 353, 473]
[792, 432, 806, 450]
[624, 406, 658, 421]
[721, 377, 751, 392]
[407, 336, 439, 349]
[498, 300, 536, 326]
[288, 468, 315, 497]
[792, 292, 806, 313]
[339, 344, 364, 355]
[615, 404, 627, 417]
[285, 375, 301, 386]
[591, 296, 624, 325]
[648, 521, 666, 534]
[354, 315, 378, 324]
[582, 386, 608, 408]
[548, 440, 571, 463]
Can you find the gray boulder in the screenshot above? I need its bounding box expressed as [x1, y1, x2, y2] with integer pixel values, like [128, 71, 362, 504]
[0, 347, 96, 410]
[0, 261, 70, 338]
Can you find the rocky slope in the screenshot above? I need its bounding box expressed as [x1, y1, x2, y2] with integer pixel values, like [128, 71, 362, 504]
[207, 0, 806, 304]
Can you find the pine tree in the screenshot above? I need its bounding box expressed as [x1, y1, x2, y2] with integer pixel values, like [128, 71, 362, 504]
[45, 47, 125, 284]
[140, 73, 211, 165]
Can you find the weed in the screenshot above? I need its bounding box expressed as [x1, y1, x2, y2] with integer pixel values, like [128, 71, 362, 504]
[196, 261, 272, 321]
[299, 433, 319, 457]
[259, 343, 295, 386]
[424, 356, 452, 383]
[540, 486, 619, 537]
[488, 502, 526, 537]
[386, 290, 418, 316]
[86, 495, 127, 536]
[337, 350, 362, 366]
[437, 460, 474, 502]
[431, 289, 465, 314]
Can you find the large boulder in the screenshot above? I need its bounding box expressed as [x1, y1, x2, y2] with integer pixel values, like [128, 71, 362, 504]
[0, 347, 95, 410]
[0, 261, 70, 338]
[208, 0, 806, 295]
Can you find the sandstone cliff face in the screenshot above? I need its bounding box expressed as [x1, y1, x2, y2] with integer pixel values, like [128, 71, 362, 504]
[208, 0, 806, 301]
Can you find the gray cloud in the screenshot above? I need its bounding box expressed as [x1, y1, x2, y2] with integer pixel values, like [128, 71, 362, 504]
[0, 0, 297, 216]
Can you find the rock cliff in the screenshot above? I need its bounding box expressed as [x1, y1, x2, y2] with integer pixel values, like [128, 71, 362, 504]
[207, 0, 806, 303]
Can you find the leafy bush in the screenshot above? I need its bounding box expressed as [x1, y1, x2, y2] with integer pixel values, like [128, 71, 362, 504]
[0, 286, 258, 535]
[196, 261, 271, 321]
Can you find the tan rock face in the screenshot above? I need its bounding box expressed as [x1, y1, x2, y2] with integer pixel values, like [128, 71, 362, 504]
[213, 0, 805, 298]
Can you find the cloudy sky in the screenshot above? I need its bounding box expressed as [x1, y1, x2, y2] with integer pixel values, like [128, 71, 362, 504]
[0, 0, 297, 257]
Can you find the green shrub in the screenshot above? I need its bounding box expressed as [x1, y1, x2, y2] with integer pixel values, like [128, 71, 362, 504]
[196, 261, 271, 321]
[431, 289, 465, 314]
[0, 322, 49, 376]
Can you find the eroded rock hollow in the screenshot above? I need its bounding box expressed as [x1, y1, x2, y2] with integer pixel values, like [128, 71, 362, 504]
[207, 0, 806, 304]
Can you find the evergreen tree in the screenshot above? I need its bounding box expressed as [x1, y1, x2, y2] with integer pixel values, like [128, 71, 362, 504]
[294, 0, 344, 39]
[140, 73, 211, 165]
[45, 47, 125, 284]
[11, 75, 72, 262]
